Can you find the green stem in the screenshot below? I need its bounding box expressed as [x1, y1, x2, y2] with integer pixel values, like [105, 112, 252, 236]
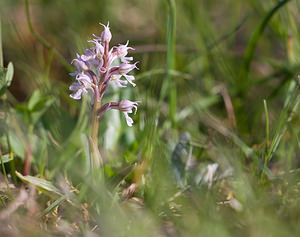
[90, 98, 101, 170]
[241, 0, 291, 90]
[167, 0, 177, 127]
[0, 18, 3, 68]
[3, 96, 17, 183]
[261, 80, 299, 182]
[24, 0, 73, 72]
[0, 149, 9, 190]
[157, 0, 177, 125]
[263, 99, 269, 156]
[23, 125, 33, 176]
[261, 99, 270, 183]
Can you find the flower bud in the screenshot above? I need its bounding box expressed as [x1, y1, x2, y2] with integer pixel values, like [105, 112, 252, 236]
[100, 22, 112, 43]
[118, 100, 139, 114]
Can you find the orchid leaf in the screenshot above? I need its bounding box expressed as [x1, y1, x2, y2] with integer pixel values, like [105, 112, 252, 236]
[16, 171, 62, 196]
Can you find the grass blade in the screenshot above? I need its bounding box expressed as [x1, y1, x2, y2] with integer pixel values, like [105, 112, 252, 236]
[40, 196, 67, 217]
[241, 0, 291, 90]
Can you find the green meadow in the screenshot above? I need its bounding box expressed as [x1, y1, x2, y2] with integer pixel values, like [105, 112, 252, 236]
[0, 0, 300, 236]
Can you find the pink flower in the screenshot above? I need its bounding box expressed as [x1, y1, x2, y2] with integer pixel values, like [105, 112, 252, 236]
[81, 49, 95, 62]
[98, 100, 140, 126]
[110, 74, 128, 88]
[105, 41, 135, 73]
[88, 39, 104, 59]
[118, 62, 138, 75]
[118, 100, 139, 113]
[69, 72, 94, 100]
[114, 100, 139, 126]
[115, 41, 134, 63]
[108, 62, 138, 87]
[71, 53, 89, 72]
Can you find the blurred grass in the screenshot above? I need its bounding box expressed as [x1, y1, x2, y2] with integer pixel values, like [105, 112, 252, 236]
[0, 0, 300, 236]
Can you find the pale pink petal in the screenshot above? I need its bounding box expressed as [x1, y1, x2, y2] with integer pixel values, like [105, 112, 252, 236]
[123, 112, 133, 126]
[69, 82, 81, 91]
[70, 89, 83, 100]
[124, 75, 136, 87]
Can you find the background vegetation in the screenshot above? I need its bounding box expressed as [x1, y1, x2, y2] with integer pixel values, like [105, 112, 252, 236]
[0, 0, 300, 236]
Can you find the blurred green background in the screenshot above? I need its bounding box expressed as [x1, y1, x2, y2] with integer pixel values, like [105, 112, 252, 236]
[0, 0, 300, 236]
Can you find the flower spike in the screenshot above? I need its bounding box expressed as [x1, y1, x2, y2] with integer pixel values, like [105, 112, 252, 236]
[70, 21, 140, 126]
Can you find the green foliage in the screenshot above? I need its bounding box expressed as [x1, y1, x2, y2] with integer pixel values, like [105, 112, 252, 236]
[0, 0, 300, 236]
[0, 154, 13, 164]
[16, 171, 62, 197]
[0, 62, 13, 96]
[15, 90, 55, 125]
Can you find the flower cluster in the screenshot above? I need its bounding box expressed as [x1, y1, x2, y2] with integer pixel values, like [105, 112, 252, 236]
[69, 23, 139, 126]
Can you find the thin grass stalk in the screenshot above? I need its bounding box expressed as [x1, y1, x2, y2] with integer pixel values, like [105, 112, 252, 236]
[167, 0, 177, 127]
[24, 0, 73, 72]
[0, 18, 3, 68]
[261, 99, 270, 183]
[263, 100, 269, 156]
[23, 124, 33, 176]
[241, 0, 291, 91]
[0, 149, 10, 190]
[40, 195, 67, 217]
[156, 0, 176, 126]
[263, 80, 299, 175]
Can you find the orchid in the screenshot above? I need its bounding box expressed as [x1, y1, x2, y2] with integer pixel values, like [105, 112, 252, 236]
[70, 22, 139, 126]
[70, 22, 140, 169]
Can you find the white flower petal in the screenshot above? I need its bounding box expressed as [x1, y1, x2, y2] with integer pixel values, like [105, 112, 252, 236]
[70, 89, 83, 100]
[124, 75, 136, 87]
[123, 112, 133, 126]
